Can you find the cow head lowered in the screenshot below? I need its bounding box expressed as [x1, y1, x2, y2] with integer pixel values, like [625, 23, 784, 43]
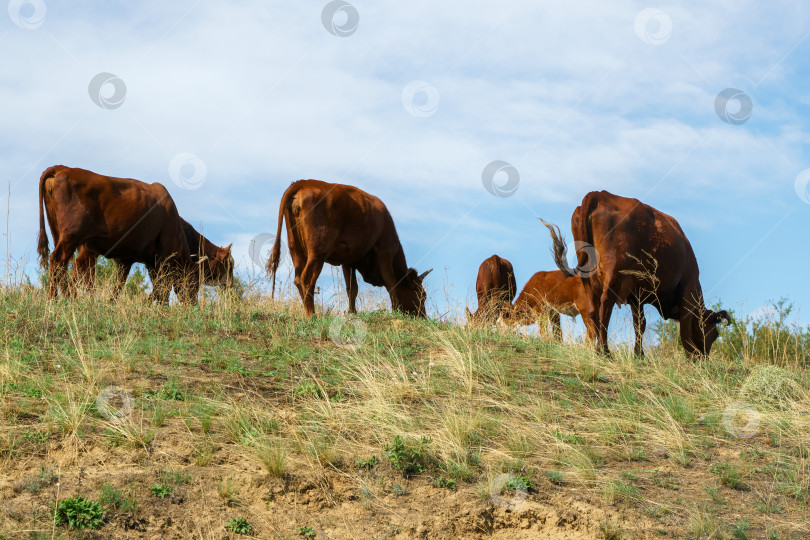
[397, 268, 432, 317]
[496, 301, 534, 327]
[197, 243, 234, 288]
[682, 307, 731, 357]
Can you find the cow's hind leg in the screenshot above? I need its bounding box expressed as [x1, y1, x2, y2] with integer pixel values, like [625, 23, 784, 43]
[287, 248, 307, 305]
[631, 299, 646, 357]
[342, 265, 359, 314]
[48, 239, 77, 299]
[149, 262, 172, 305]
[300, 259, 324, 317]
[72, 247, 97, 293]
[596, 291, 615, 356]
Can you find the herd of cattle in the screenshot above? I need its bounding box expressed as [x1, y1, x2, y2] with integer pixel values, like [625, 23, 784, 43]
[37, 165, 730, 358]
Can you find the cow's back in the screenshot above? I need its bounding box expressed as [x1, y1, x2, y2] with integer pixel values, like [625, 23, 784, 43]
[520, 270, 580, 307]
[43, 167, 185, 261]
[286, 180, 394, 265]
[579, 191, 696, 303]
[476, 255, 516, 303]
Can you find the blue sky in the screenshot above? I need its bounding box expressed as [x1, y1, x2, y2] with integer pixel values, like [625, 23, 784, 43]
[2, 1, 809, 339]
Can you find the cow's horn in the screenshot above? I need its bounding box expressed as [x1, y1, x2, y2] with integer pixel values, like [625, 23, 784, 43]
[716, 309, 732, 325]
[225, 243, 233, 251]
[197, 255, 209, 264]
[417, 268, 433, 281]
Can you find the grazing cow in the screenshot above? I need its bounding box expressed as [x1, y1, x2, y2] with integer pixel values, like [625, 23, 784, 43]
[499, 270, 595, 341]
[72, 218, 234, 296]
[37, 165, 199, 304]
[543, 191, 730, 357]
[466, 255, 516, 325]
[267, 179, 432, 317]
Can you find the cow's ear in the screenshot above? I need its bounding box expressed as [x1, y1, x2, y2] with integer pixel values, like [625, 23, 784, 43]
[225, 243, 232, 252]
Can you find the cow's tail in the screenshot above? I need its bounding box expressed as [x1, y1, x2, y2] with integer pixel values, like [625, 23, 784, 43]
[540, 219, 577, 277]
[37, 166, 59, 270]
[571, 199, 595, 274]
[267, 183, 295, 298]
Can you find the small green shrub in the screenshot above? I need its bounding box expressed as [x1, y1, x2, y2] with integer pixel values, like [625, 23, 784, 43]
[385, 435, 433, 476]
[546, 470, 565, 485]
[150, 482, 173, 499]
[98, 484, 122, 509]
[503, 474, 534, 492]
[433, 476, 457, 490]
[52, 495, 105, 530]
[355, 455, 379, 469]
[225, 516, 252, 535]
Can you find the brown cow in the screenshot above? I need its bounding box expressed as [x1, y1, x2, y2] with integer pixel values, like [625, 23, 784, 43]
[466, 255, 516, 325]
[72, 218, 234, 296]
[37, 165, 199, 303]
[543, 191, 730, 357]
[267, 180, 431, 317]
[499, 270, 595, 341]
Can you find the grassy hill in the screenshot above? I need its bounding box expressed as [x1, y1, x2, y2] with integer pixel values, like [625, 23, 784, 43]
[0, 285, 808, 539]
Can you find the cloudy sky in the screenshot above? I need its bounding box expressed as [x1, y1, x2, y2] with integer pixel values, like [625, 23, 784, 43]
[2, 1, 809, 337]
